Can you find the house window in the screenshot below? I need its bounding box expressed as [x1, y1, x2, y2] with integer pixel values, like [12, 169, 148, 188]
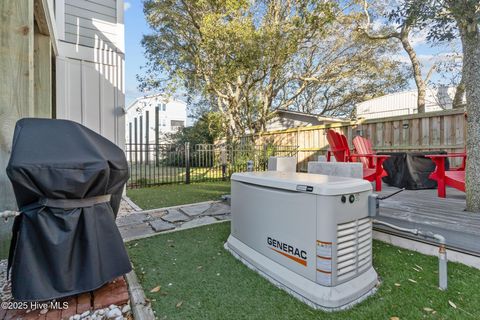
[171, 120, 184, 131]
[171, 120, 184, 127]
[162, 104, 166, 111]
[162, 119, 166, 126]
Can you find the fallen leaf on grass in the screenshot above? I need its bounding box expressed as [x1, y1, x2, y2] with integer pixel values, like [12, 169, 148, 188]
[408, 279, 417, 283]
[423, 307, 433, 312]
[150, 286, 161, 293]
[448, 300, 457, 309]
[176, 301, 183, 308]
[390, 317, 400, 320]
[394, 283, 401, 287]
[413, 267, 420, 272]
[415, 264, 423, 270]
[197, 266, 203, 270]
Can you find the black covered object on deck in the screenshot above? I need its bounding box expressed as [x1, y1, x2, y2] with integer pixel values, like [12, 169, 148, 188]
[379, 151, 449, 190]
[6, 118, 132, 301]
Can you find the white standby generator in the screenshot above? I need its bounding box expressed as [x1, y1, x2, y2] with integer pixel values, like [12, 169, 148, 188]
[224, 171, 378, 311]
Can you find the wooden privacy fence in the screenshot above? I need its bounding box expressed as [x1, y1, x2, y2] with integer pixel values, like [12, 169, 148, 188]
[242, 109, 466, 171]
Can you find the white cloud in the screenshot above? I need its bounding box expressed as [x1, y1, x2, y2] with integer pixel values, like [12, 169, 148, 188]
[124, 2, 131, 11]
[409, 29, 429, 47]
[390, 54, 411, 64]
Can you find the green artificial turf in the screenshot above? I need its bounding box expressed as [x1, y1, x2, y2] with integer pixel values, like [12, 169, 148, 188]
[127, 222, 480, 320]
[126, 181, 231, 209]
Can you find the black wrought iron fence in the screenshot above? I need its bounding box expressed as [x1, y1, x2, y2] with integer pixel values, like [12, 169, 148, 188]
[125, 143, 298, 188]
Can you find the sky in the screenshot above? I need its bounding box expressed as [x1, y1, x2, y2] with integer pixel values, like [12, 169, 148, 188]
[123, 1, 461, 109]
[124, 1, 150, 107]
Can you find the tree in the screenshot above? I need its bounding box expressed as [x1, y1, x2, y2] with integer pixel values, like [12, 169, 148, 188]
[359, 0, 433, 113]
[140, 0, 408, 139]
[429, 50, 464, 109]
[166, 112, 225, 146]
[399, 0, 479, 211]
[447, 1, 480, 212]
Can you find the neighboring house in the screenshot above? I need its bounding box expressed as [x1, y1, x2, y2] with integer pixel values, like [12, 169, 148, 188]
[0, 0, 125, 211]
[356, 87, 462, 120]
[125, 94, 188, 144]
[265, 110, 347, 131]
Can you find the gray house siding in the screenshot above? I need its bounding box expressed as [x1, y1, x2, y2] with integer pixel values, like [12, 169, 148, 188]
[64, 0, 118, 49]
[56, 0, 125, 148]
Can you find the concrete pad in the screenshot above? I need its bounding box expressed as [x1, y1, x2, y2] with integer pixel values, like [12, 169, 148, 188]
[149, 219, 175, 232]
[203, 202, 230, 216]
[181, 203, 212, 217]
[162, 209, 190, 223]
[308, 161, 363, 179]
[178, 216, 217, 229]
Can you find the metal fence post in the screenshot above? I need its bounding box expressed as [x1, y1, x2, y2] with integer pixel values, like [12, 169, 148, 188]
[145, 111, 149, 165]
[155, 106, 159, 167]
[185, 142, 191, 184]
[220, 146, 227, 180]
[263, 143, 268, 171]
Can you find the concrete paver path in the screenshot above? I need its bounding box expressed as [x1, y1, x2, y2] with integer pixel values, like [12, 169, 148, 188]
[117, 200, 231, 241]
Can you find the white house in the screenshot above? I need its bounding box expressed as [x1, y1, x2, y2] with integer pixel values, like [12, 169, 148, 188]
[125, 94, 188, 144]
[356, 87, 461, 120]
[0, 0, 125, 211]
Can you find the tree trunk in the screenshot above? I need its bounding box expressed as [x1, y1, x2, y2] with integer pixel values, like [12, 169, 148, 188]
[400, 29, 426, 113]
[460, 24, 480, 212]
[453, 73, 465, 109]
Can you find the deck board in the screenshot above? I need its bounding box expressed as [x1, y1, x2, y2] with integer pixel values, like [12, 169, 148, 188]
[375, 184, 480, 255]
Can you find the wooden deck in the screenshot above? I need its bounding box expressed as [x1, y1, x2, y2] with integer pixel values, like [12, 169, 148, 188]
[375, 184, 480, 256]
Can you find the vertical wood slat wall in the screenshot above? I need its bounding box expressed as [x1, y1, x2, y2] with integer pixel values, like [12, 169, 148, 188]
[1, 0, 54, 211]
[245, 109, 466, 171]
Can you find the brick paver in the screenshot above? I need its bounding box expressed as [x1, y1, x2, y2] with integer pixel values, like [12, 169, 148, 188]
[2, 277, 128, 320]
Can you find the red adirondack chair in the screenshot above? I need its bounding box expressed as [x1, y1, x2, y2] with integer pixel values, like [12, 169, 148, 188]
[426, 153, 466, 198]
[326, 129, 351, 162]
[326, 130, 388, 191]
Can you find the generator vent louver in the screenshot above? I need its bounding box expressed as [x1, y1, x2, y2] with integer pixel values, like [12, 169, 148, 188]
[336, 217, 372, 284]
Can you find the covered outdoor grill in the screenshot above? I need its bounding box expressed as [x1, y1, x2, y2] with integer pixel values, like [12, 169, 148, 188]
[379, 151, 450, 190]
[6, 118, 131, 301]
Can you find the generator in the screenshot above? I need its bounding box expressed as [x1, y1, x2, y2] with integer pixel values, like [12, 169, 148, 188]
[224, 171, 378, 311]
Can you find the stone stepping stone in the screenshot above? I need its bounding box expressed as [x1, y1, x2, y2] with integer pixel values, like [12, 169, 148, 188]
[116, 213, 149, 227]
[145, 210, 167, 221]
[181, 203, 212, 217]
[149, 220, 175, 232]
[119, 223, 155, 240]
[179, 216, 217, 229]
[214, 214, 231, 221]
[203, 202, 230, 216]
[162, 209, 190, 223]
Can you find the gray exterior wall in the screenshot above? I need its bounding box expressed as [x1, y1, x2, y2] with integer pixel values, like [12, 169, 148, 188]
[56, 0, 125, 148]
[64, 0, 118, 49]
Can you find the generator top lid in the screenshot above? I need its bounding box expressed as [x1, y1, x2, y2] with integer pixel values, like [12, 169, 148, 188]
[232, 171, 372, 195]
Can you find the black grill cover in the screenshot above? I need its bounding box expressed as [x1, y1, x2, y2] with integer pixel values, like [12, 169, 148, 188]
[6, 118, 131, 301]
[380, 151, 449, 190]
